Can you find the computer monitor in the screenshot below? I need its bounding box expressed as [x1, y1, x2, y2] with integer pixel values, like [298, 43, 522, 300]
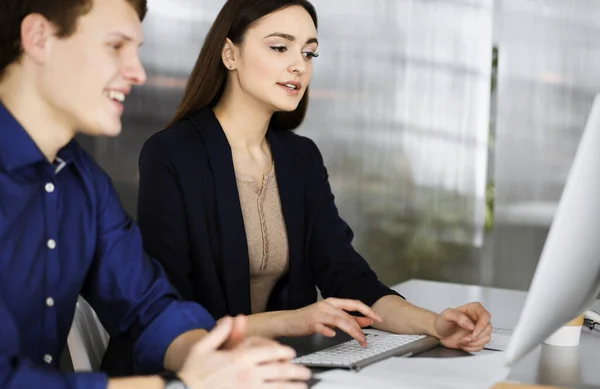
[504, 94, 600, 366]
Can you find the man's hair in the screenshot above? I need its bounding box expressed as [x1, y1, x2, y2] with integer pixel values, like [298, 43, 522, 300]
[0, 0, 147, 79]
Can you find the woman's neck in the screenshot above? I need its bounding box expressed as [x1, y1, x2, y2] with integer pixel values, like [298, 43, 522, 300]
[213, 84, 273, 151]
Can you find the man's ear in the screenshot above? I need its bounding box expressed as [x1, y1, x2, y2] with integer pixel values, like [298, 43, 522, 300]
[221, 38, 237, 70]
[20, 13, 55, 65]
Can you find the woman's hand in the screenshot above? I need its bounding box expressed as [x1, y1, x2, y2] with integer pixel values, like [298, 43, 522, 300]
[433, 302, 492, 352]
[282, 298, 382, 347]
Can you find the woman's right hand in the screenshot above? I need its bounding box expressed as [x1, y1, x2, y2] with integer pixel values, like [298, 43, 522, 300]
[178, 317, 311, 389]
[283, 298, 383, 347]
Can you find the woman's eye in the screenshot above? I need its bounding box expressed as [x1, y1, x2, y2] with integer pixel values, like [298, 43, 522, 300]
[270, 46, 287, 53]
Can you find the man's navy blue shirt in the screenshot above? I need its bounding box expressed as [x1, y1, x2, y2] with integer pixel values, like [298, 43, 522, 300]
[0, 102, 215, 388]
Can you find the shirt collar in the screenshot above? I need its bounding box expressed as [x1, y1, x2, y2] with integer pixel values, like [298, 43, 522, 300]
[0, 101, 76, 172]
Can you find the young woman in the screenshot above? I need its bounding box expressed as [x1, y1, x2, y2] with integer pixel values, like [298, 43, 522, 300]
[103, 0, 493, 376]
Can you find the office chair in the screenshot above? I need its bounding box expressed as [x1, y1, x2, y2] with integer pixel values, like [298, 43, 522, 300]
[66, 296, 110, 371]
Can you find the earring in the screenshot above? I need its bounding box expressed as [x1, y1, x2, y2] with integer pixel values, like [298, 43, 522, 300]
[228, 65, 233, 69]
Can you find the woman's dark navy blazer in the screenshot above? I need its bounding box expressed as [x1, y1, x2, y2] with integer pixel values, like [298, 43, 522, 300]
[102, 108, 400, 375]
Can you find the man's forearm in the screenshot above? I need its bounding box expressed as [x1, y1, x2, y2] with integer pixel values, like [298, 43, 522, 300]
[371, 295, 440, 337]
[107, 376, 163, 389]
[163, 328, 209, 372]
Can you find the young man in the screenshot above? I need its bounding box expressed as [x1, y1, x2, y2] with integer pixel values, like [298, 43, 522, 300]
[0, 0, 310, 388]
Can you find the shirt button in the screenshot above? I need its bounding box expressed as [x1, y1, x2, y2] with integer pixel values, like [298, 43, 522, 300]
[45, 183, 55, 193]
[44, 354, 53, 364]
[46, 297, 54, 307]
[47, 239, 56, 250]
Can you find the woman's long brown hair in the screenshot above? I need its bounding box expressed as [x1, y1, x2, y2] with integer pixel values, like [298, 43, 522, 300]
[166, 0, 318, 131]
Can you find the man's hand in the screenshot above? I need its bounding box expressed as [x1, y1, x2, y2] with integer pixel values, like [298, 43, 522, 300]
[433, 302, 492, 352]
[218, 315, 246, 349]
[177, 316, 311, 389]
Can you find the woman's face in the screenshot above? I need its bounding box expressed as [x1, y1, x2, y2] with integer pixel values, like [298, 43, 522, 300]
[226, 5, 318, 113]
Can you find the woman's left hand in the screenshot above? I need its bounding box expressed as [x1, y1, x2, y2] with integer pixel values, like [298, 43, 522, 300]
[433, 302, 493, 352]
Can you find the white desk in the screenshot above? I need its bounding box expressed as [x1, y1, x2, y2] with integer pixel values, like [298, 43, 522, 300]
[396, 279, 600, 387]
[283, 279, 600, 388]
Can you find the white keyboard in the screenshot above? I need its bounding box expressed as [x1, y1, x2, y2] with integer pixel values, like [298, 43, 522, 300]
[293, 329, 431, 371]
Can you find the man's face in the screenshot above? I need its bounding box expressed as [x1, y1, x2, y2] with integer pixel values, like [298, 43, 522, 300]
[40, 0, 146, 137]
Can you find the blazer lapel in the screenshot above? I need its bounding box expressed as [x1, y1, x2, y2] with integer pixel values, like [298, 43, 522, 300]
[190, 109, 251, 315]
[267, 130, 305, 308]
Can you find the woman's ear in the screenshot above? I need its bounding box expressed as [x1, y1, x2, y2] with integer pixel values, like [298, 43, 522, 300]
[221, 38, 237, 70]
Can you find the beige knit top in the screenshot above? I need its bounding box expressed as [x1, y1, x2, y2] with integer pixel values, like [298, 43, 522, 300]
[235, 166, 289, 314]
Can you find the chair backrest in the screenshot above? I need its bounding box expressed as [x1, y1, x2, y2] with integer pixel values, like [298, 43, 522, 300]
[66, 296, 110, 372]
